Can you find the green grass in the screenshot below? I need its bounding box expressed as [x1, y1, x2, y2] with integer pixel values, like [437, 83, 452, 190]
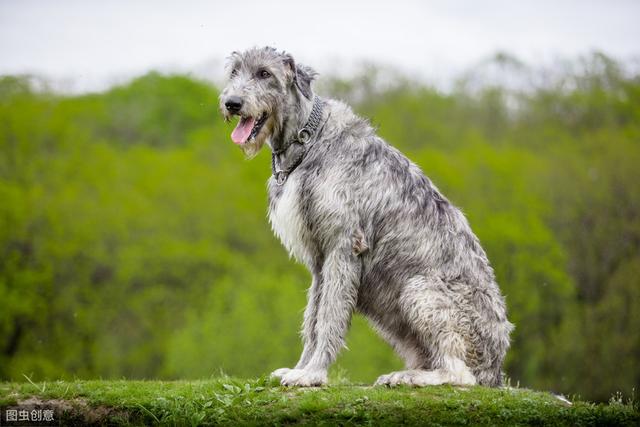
[1, 377, 638, 426]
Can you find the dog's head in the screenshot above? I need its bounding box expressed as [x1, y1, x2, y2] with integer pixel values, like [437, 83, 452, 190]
[219, 47, 316, 158]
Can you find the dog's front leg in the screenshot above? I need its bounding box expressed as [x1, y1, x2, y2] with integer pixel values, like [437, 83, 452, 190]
[270, 272, 321, 380]
[295, 270, 322, 368]
[279, 246, 360, 387]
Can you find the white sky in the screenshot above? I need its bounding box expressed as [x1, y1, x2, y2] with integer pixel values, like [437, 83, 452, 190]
[1, 0, 639, 92]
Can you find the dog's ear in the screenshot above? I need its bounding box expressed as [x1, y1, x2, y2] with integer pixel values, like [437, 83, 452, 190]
[294, 64, 317, 100]
[283, 53, 296, 81]
[225, 51, 241, 78]
[283, 53, 316, 100]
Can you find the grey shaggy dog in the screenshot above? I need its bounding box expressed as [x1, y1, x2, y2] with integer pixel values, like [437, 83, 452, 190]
[219, 47, 514, 388]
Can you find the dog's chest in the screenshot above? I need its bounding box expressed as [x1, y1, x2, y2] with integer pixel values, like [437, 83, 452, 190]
[268, 176, 314, 267]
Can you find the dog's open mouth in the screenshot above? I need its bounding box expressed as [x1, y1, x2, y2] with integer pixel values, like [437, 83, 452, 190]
[230, 112, 268, 145]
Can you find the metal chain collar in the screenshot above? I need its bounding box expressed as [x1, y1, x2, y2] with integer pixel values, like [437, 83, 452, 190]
[271, 97, 325, 185]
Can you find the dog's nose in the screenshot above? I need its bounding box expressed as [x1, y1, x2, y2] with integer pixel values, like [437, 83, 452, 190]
[225, 96, 243, 113]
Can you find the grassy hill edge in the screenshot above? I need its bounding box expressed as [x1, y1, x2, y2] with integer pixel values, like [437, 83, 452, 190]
[1, 377, 638, 426]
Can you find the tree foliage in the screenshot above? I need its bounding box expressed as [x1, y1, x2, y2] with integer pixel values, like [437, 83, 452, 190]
[1, 54, 638, 401]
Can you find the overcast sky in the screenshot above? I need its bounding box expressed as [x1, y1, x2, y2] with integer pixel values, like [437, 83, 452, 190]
[1, 0, 639, 92]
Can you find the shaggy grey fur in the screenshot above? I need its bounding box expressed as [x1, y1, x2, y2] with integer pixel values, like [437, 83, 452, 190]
[219, 47, 514, 388]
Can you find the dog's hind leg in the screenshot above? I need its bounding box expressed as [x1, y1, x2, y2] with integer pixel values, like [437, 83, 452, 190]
[368, 318, 430, 370]
[375, 276, 477, 387]
[279, 244, 360, 386]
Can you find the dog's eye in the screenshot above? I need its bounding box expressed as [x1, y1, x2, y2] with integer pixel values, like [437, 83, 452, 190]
[230, 69, 238, 78]
[258, 69, 271, 79]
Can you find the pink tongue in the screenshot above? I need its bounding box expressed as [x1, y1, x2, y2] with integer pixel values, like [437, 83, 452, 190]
[231, 116, 256, 145]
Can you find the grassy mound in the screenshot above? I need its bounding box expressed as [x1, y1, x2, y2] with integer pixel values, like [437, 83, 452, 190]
[1, 378, 638, 426]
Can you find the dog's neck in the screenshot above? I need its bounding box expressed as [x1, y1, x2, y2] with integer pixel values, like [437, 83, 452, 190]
[270, 95, 325, 185]
[271, 92, 314, 153]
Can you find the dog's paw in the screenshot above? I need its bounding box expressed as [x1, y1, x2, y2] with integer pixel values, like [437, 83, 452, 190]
[375, 370, 436, 387]
[280, 368, 327, 387]
[374, 372, 393, 387]
[270, 367, 292, 379]
[374, 369, 476, 387]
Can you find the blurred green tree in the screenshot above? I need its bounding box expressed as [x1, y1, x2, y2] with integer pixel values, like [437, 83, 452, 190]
[1, 52, 638, 401]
